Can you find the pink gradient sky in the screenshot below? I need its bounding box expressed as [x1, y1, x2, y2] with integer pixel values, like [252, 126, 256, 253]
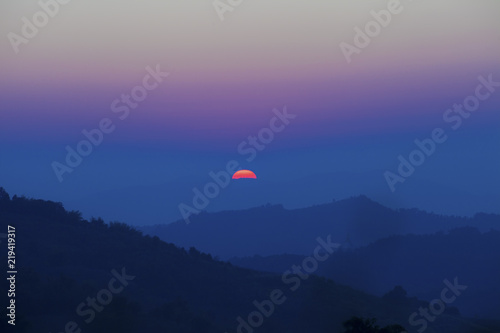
[1, 0, 499, 147]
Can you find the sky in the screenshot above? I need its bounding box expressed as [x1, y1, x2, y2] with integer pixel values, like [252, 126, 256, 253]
[0, 0, 499, 224]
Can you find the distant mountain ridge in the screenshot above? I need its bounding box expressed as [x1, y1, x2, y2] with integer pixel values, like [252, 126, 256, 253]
[58, 170, 500, 226]
[229, 227, 500, 319]
[140, 196, 500, 259]
[1, 187, 499, 332]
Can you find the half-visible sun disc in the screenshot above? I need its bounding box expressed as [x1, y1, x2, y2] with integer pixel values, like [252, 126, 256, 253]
[232, 170, 257, 179]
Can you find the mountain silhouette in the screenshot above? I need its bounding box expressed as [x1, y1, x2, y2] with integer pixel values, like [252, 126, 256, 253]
[140, 196, 499, 259]
[1, 188, 497, 332]
[229, 227, 500, 319]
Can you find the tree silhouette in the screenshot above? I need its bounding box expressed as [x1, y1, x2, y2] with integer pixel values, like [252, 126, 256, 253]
[0, 187, 10, 211]
[379, 324, 407, 333]
[0, 187, 10, 202]
[343, 317, 379, 333]
[343, 317, 406, 333]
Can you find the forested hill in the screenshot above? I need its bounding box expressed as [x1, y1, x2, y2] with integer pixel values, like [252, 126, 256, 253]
[140, 195, 500, 258]
[0, 188, 497, 332]
[230, 227, 500, 318]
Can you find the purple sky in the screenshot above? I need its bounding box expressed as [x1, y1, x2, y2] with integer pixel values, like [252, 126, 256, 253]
[0, 0, 499, 224]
